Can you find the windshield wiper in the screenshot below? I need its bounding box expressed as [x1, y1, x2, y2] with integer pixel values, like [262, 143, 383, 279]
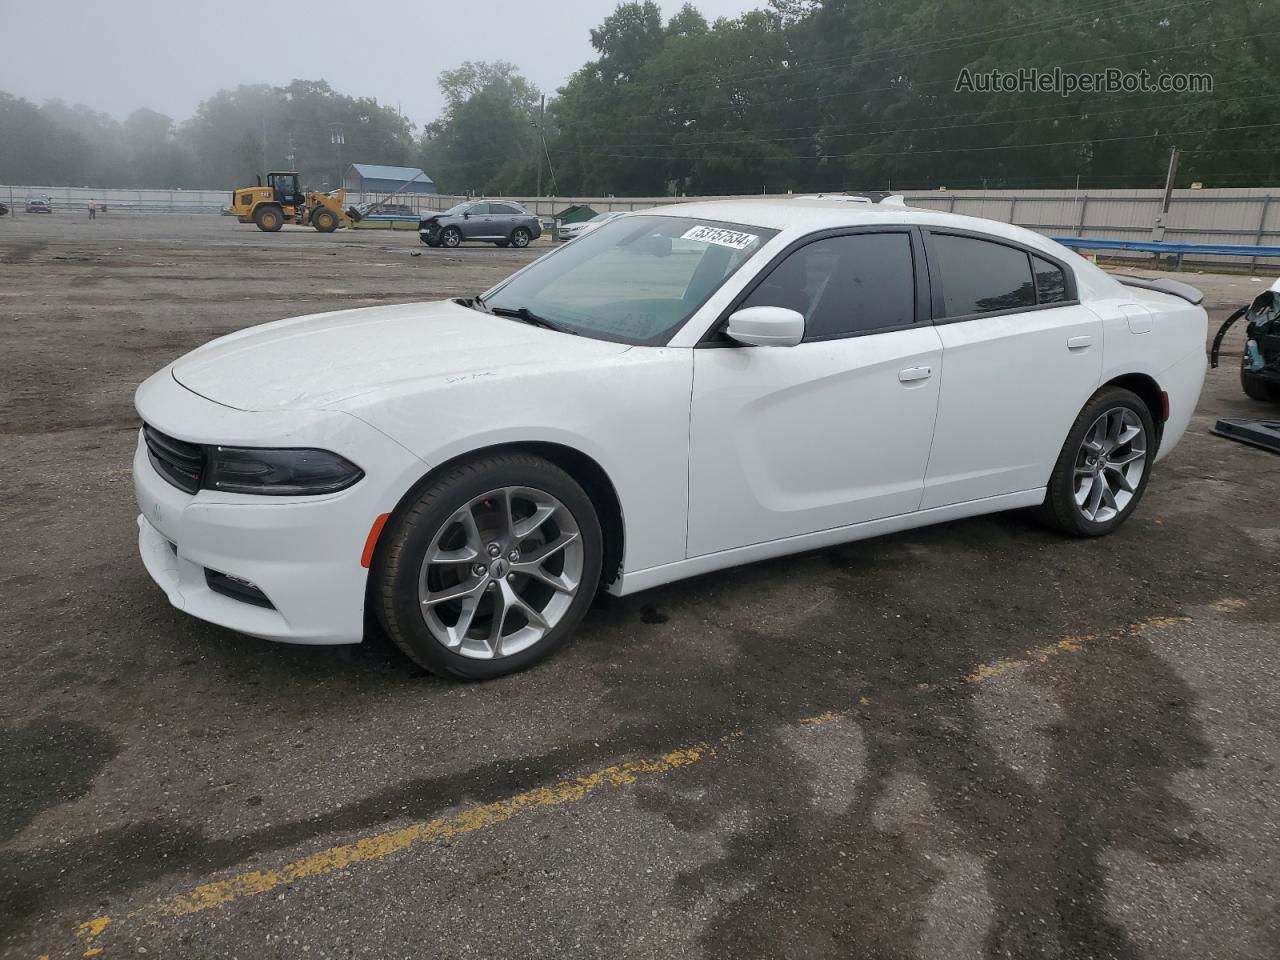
[488, 305, 573, 334]
[470, 293, 492, 313]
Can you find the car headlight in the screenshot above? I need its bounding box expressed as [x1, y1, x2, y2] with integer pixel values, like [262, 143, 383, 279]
[204, 446, 364, 496]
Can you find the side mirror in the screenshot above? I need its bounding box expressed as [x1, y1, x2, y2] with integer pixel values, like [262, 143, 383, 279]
[463, 212, 471, 219]
[725, 305, 805, 347]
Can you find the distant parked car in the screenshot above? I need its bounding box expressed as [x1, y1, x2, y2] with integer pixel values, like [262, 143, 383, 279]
[419, 200, 542, 248]
[0, 201, 8, 217]
[558, 211, 625, 241]
[25, 196, 53, 214]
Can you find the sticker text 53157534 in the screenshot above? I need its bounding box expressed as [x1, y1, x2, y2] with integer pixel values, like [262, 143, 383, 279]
[680, 225, 759, 250]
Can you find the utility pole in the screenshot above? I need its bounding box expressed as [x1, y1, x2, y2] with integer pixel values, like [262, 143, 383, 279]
[1153, 146, 1179, 248]
[535, 94, 545, 198]
[1161, 146, 1180, 215]
[330, 123, 345, 191]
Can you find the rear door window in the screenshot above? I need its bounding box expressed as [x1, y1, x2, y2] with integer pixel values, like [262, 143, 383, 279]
[1032, 255, 1069, 303]
[931, 234, 1036, 318]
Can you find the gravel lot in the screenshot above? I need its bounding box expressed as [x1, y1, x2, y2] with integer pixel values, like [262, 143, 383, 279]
[1, 213, 1278, 960]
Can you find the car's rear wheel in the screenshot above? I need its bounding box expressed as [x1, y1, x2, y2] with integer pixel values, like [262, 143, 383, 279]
[440, 226, 463, 248]
[1037, 386, 1155, 537]
[510, 227, 532, 248]
[254, 205, 284, 232]
[374, 452, 602, 680]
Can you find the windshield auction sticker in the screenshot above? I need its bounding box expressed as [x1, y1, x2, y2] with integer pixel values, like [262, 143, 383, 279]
[681, 225, 758, 250]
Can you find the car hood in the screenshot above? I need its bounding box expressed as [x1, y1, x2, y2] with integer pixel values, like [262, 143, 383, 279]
[171, 299, 630, 412]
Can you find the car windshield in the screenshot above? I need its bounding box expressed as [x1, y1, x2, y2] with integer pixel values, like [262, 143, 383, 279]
[484, 215, 776, 345]
[440, 202, 472, 216]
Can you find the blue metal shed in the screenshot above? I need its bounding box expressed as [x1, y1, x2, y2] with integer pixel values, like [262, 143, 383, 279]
[343, 164, 436, 195]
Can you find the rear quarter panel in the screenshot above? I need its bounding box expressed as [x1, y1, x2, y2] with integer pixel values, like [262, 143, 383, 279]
[1088, 291, 1207, 461]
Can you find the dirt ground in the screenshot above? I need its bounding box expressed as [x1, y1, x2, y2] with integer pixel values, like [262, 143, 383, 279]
[1, 213, 1278, 960]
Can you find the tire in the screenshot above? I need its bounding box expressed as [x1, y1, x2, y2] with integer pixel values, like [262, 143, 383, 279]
[440, 226, 463, 248]
[510, 227, 532, 248]
[254, 205, 284, 232]
[373, 452, 603, 680]
[312, 207, 339, 233]
[1037, 386, 1156, 537]
[1241, 368, 1280, 402]
[494, 239, 510, 248]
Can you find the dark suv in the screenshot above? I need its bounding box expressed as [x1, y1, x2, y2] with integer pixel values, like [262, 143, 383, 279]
[419, 200, 542, 249]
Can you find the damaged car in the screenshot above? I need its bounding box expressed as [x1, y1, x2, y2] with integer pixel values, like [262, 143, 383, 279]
[419, 200, 542, 249]
[1211, 277, 1280, 402]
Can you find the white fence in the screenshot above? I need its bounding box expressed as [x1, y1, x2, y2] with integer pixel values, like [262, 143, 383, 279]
[5, 182, 1277, 268]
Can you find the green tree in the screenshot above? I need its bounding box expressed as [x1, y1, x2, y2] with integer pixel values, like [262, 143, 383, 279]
[417, 62, 542, 194]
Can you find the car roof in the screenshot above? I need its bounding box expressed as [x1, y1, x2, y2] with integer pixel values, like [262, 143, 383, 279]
[632, 196, 1121, 300]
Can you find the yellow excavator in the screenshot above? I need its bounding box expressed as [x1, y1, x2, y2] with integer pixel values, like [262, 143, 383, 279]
[229, 171, 349, 233]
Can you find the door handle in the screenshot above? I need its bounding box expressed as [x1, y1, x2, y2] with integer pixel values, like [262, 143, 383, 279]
[898, 366, 932, 383]
[1067, 335, 1093, 350]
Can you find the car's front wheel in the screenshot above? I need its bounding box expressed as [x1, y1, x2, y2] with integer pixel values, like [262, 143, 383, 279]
[439, 226, 463, 248]
[373, 452, 603, 679]
[1038, 386, 1155, 536]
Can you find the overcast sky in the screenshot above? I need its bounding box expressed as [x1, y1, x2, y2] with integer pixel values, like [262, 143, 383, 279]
[0, 0, 763, 129]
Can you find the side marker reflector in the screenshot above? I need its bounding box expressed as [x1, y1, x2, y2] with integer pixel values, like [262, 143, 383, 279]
[1160, 391, 1170, 422]
[361, 513, 391, 568]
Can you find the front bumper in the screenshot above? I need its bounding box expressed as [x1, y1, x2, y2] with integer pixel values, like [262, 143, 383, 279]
[133, 369, 428, 645]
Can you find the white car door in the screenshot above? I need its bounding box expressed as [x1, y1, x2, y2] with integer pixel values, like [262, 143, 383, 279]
[687, 229, 944, 558]
[919, 231, 1103, 509]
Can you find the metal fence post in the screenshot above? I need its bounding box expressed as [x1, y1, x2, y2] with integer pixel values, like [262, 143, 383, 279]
[1076, 194, 1089, 237]
[1251, 196, 1272, 274]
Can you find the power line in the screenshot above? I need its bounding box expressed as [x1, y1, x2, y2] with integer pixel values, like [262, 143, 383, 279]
[569, 24, 1271, 127]
[567, 0, 1202, 102]
[558, 0, 1208, 113]
[555, 121, 1280, 163]
[580, 92, 1275, 151]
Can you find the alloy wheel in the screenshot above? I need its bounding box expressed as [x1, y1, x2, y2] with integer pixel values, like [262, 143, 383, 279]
[1072, 406, 1148, 523]
[418, 486, 584, 659]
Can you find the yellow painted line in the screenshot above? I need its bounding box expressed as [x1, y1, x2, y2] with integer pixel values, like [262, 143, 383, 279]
[964, 635, 1088, 683]
[53, 610, 1195, 957]
[65, 738, 732, 955]
[799, 710, 841, 726]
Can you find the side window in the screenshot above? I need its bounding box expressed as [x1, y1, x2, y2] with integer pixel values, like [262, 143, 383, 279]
[466, 203, 489, 215]
[1032, 255, 1069, 303]
[740, 232, 916, 340]
[932, 234, 1036, 317]
[491, 203, 521, 215]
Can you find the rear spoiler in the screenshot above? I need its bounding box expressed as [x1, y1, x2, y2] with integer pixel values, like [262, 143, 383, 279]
[1114, 275, 1204, 306]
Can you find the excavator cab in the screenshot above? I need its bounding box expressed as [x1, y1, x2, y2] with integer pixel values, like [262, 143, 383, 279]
[268, 172, 304, 208]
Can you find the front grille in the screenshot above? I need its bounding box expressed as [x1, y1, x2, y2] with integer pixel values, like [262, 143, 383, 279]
[143, 424, 203, 494]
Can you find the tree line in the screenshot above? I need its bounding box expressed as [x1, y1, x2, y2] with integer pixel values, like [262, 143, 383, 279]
[2, 0, 1277, 196]
[0, 80, 415, 192]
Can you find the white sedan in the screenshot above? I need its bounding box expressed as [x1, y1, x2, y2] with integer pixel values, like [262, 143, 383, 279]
[557, 210, 624, 241]
[134, 198, 1207, 678]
